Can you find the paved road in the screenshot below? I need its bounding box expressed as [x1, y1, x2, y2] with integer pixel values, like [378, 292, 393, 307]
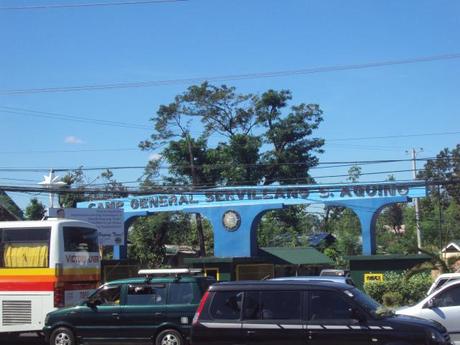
[0, 333, 45, 345]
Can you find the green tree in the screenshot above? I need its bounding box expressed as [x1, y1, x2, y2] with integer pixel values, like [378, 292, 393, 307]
[141, 83, 325, 254]
[24, 198, 46, 220]
[0, 190, 23, 220]
[419, 144, 460, 204]
[128, 212, 214, 267]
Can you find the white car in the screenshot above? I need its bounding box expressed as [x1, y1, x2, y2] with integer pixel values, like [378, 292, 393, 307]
[427, 272, 460, 295]
[397, 279, 460, 345]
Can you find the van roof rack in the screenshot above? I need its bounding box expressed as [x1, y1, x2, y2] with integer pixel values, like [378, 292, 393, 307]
[138, 268, 202, 279]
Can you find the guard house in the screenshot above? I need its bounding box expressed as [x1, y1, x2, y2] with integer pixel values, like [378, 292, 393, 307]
[186, 247, 334, 281]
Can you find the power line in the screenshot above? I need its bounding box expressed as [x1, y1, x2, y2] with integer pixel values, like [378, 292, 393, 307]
[0, 0, 187, 10]
[1, 53, 460, 95]
[0, 156, 443, 172]
[0, 106, 150, 130]
[0, 179, 456, 196]
[328, 130, 460, 142]
[0, 148, 139, 154]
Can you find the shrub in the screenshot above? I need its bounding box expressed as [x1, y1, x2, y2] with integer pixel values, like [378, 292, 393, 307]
[382, 291, 403, 307]
[364, 271, 432, 307]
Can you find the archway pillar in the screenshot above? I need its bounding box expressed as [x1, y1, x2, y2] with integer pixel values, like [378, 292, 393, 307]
[325, 197, 409, 255]
[113, 211, 149, 260]
[186, 204, 284, 257]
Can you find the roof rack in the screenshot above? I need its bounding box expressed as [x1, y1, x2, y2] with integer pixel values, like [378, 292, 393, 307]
[138, 268, 203, 278]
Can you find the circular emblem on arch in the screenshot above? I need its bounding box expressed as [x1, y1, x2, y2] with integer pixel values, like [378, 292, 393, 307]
[222, 210, 241, 232]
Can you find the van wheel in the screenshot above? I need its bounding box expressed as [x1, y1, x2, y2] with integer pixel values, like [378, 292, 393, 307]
[156, 329, 183, 345]
[50, 327, 76, 345]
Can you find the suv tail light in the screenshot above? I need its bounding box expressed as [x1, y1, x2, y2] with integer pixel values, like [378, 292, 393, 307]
[192, 291, 209, 325]
[54, 286, 65, 308]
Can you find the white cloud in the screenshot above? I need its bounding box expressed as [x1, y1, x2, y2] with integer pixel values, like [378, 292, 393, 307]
[64, 136, 84, 144]
[149, 153, 162, 161]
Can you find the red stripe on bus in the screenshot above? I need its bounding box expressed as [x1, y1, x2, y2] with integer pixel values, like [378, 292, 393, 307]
[0, 281, 55, 291]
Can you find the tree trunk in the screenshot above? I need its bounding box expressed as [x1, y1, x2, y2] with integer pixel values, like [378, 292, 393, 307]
[186, 134, 206, 257]
[196, 213, 206, 257]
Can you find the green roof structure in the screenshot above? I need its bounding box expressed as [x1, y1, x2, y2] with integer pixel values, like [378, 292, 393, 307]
[259, 247, 334, 265]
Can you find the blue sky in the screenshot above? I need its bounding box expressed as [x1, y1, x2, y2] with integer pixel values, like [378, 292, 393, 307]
[0, 0, 459, 210]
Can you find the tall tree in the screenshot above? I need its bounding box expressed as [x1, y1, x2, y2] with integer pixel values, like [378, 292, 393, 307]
[25, 198, 46, 220]
[419, 144, 460, 204]
[256, 90, 324, 185]
[140, 83, 325, 254]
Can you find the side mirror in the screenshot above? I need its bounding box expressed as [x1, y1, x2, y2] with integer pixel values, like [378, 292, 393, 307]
[424, 298, 438, 309]
[86, 299, 101, 308]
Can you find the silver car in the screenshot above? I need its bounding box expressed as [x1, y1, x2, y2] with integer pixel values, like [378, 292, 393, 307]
[396, 280, 460, 345]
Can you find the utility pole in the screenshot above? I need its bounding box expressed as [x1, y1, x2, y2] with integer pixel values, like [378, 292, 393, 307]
[408, 148, 423, 251]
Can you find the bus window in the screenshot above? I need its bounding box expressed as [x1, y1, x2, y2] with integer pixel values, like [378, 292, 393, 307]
[1, 228, 50, 268]
[63, 227, 98, 253]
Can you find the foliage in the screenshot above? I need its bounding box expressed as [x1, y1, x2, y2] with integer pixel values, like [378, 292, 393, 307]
[257, 207, 321, 247]
[24, 198, 46, 220]
[418, 144, 460, 204]
[139, 83, 325, 255]
[0, 190, 23, 220]
[59, 168, 128, 208]
[364, 271, 432, 307]
[128, 212, 214, 267]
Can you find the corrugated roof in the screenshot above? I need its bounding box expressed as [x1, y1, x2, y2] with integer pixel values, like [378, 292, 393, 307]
[259, 247, 334, 265]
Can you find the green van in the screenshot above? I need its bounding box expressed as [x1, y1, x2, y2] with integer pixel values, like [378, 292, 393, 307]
[43, 269, 215, 345]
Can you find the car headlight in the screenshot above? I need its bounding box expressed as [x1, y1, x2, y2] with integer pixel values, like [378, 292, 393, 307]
[428, 329, 444, 343]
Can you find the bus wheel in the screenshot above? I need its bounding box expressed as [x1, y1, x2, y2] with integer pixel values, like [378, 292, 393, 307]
[50, 327, 76, 345]
[155, 329, 183, 345]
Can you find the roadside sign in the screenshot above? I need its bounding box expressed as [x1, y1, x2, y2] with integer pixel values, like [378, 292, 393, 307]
[49, 208, 124, 246]
[364, 273, 384, 283]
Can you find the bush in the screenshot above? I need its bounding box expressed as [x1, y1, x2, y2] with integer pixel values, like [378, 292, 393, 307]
[364, 271, 432, 307]
[382, 291, 403, 307]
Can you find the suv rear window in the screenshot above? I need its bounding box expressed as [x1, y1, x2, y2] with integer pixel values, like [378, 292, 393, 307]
[126, 284, 166, 305]
[210, 291, 242, 320]
[168, 282, 201, 304]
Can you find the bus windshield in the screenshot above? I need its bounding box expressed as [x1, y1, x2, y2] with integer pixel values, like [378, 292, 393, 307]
[63, 226, 98, 253]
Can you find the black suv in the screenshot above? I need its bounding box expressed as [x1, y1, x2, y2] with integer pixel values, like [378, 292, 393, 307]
[191, 280, 452, 345]
[44, 270, 215, 345]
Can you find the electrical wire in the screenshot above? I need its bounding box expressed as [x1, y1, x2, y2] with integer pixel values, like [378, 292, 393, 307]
[0, 155, 447, 172]
[0, 0, 187, 10]
[1, 53, 459, 95]
[0, 106, 150, 130]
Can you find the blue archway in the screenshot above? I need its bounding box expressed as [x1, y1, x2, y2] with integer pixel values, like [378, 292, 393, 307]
[77, 181, 426, 258]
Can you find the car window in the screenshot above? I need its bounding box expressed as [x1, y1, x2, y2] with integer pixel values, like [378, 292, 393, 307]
[90, 285, 121, 306]
[168, 282, 201, 304]
[210, 291, 242, 320]
[243, 291, 301, 320]
[434, 285, 460, 307]
[126, 284, 166, 305]
[309, 290, 353, 321]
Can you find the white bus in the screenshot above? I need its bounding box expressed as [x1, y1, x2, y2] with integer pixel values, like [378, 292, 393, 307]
[0, 219, 101, 334]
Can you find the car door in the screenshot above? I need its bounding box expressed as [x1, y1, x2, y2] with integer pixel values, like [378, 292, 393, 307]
[166, 281, 202, 331]
[198, 290, 244, 345]
[242, 290, 305, 345]
[71, 284, 123, 341]
[417, 284, 460, 344]
[306, 290, 370, 345]
[119, 283, 168, 339]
